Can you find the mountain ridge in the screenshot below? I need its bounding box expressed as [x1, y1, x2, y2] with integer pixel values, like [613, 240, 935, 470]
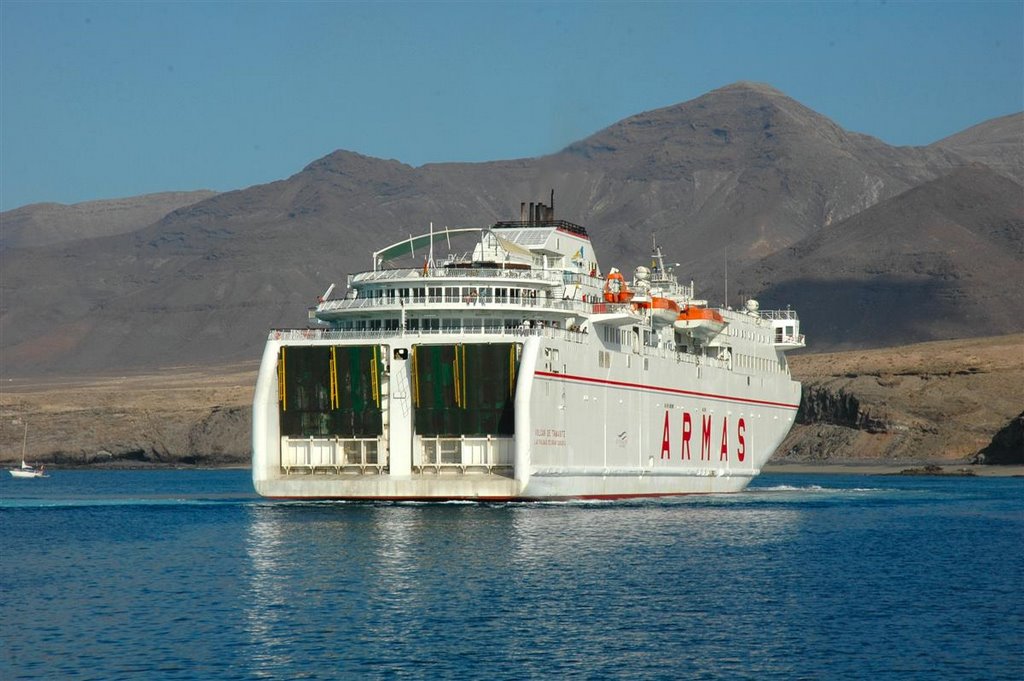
[0, 190, 217, 249]
[1, 82, 1021, 377]
[931, 111, 1024, 184]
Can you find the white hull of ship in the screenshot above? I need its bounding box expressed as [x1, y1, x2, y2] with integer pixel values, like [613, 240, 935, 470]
[252, 332, 800, 500]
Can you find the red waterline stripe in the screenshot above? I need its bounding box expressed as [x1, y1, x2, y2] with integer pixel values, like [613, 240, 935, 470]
[534, 370, 800, 409]
[266, 491, 721, 502]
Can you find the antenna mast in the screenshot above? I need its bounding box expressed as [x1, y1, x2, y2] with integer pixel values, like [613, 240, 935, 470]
[429, 222, 434, 270]
[724, 246, 728, 308]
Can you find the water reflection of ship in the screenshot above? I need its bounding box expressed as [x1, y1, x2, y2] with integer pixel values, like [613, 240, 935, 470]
[242, 500, 802, 676]
[244, 506, 295, 675]
[243, 503, 523, 670]
[508, 502, 801, 570]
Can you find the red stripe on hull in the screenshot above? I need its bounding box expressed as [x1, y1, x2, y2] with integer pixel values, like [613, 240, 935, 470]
[534, 370, 799, 409]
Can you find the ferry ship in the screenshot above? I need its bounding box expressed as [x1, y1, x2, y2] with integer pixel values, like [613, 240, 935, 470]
[252, 197, 805, 500]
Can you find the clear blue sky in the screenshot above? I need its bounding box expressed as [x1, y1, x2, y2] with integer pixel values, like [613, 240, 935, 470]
[1, 1, 1021, 211]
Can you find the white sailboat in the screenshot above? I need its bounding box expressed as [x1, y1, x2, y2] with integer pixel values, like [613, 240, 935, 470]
[8, 423, 48, 479]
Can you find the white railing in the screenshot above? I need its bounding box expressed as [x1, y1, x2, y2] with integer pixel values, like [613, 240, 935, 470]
[316, 296, 600, 315]
[757, 309, 800, 321]
[268, 325, 592, 344]
[416, 435, 514, 474]
[281, 437, 385, 474]
[272, 328, 400, 341]
[773, 333, 806, 347]
[352, 267, 575, 284]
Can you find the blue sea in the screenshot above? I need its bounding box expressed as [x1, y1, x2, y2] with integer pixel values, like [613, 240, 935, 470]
[1, 470, 1021, 680]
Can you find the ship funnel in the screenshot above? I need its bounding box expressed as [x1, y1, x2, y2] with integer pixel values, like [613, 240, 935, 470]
[519, 192, 558, 224]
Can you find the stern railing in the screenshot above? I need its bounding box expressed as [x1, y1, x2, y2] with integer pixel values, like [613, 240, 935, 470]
[281, 436, 386, 475]
[416, 435, 514, 474]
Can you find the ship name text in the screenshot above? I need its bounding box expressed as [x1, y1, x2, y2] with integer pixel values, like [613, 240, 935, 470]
[660, 410, 746, 462]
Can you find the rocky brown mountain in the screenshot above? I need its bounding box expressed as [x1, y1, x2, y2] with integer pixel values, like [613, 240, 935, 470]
[0, 82, 1021, 377]
[738, 164, 1024, 349]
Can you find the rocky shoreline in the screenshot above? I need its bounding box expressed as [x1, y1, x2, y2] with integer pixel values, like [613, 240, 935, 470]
[0, 365, 255, 468]
[892, 464, 976, 476]
[775, 334, 1023, 466]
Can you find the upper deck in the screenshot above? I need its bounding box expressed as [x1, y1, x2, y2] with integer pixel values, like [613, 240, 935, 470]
[306, 197, 804, 354]
[491, 218, 589, 238]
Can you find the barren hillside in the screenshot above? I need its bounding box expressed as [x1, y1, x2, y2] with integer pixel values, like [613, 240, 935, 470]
[5, 82, 1017, 377]
[739, 165, 1024, 349]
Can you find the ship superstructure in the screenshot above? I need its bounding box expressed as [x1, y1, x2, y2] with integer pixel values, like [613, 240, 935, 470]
[252, 197, 805, 500]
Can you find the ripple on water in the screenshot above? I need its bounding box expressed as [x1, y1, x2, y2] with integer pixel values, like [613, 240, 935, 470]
[1, 470, 1021, 680]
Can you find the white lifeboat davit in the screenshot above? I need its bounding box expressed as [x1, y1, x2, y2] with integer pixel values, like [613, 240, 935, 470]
[674, 306, 727, 340]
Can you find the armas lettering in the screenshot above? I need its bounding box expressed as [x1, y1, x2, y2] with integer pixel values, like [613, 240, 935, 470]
[658, 410, 748, 463]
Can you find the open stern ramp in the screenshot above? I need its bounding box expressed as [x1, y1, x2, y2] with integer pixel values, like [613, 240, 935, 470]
[253, 338, 526, 499]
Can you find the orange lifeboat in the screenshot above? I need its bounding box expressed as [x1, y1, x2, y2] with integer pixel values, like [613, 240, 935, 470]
[603, 270, 633, 303]
[674, 305, 727, 339]
[649, 296, 680, 325]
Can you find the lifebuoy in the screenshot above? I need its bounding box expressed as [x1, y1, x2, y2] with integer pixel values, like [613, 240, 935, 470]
[603, 270, 631, 303]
